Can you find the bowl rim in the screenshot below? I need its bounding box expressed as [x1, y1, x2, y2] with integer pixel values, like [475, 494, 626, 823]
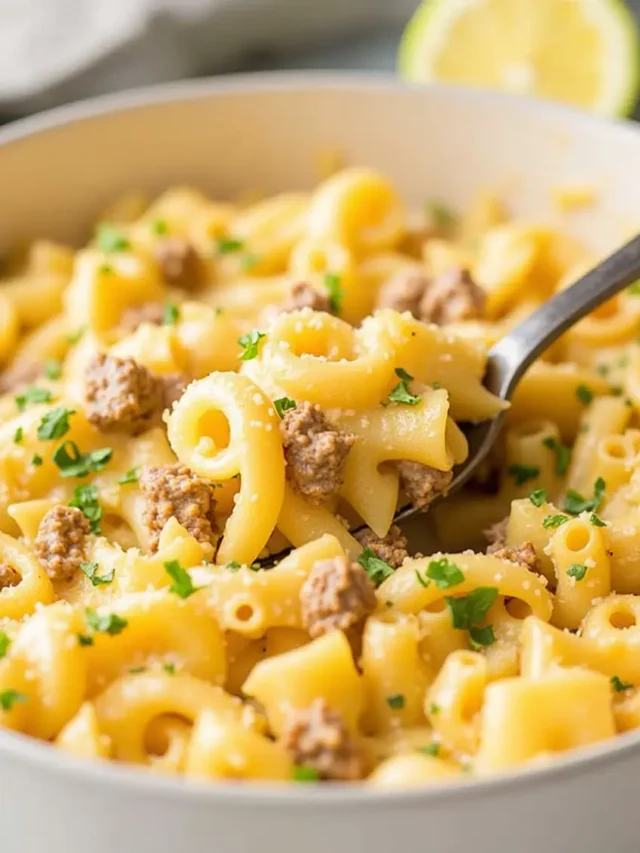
[2, 69, 640, 805]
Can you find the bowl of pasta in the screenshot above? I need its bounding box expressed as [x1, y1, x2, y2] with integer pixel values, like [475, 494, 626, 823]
[2, 72, 640, 853]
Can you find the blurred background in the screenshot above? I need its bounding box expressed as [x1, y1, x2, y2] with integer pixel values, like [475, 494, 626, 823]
[2, 0, 640, 121]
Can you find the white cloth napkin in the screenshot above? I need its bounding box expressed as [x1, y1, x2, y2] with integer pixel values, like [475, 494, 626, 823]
[0, 0, 418, 113]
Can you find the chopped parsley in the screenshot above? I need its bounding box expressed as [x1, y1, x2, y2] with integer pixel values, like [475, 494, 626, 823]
[324, 273, 344, 314]
[428, 702, 440, 716]
[215, 237, 244, 254]
[529, 488, 547, 507]
[118, 468, 139, 486]
[425, 557, 464, 589]
[590, 513, 606, 527]
[293, 765, 320, 782]
[611, 675, 634, 692]
[31, 454, 43, 467]
[387, 367, 420, 406]
[415, 568, 429, 588]
[37, 407, 74, 441]
[469, 625, 496, 649]
[129, 666, 146, 674]
[0, 631, 11, 659]
[241, 253, 259, 270]
[44, 360, 62, 381]
[53, 441, 112, 478]
[164, 560, 200, 599]
[563, 477, 606, 515]
[79, 561, 114, 587]
[67, 326, 85, 345]
[152, 219, 168, 236]
[542, 514, 569, 529]
[542, 436, 571, 476]
[419, 743, 440, 757]
[69, 484, 103, 534]
[85, 609, 128, 636]
[15, 386, 52, 412]
[274, 397, 296, 418]
[226, 561, 241, 572]
[0, 690, 27, 711]
[237, 330, 265, 361]
[97, 224, 130, 253]
[357, 548, 395, 586]
[77, 634, 94, 647]
[507, 464, 540, 486]
[162, 302, 180, 325]
[386, 694, 405, 710]
[445, 587, 498, 630]
[576, 384, 593, 405]
[567, 563, 587, 581]
[13, 427, 23, 444]
[163, 662, 176, 675]
[427, 201, 457, 231]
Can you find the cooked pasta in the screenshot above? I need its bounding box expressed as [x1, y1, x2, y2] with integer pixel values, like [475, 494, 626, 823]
[0, 166, 637, 787]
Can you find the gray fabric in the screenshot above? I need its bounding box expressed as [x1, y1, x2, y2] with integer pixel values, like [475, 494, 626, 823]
[0, 0, 418, 115]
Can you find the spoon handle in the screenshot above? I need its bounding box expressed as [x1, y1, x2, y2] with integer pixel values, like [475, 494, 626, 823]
[486, 233, 640, 398]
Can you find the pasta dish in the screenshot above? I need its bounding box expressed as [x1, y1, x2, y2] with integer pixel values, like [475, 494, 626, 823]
[0, 166, 636, 787]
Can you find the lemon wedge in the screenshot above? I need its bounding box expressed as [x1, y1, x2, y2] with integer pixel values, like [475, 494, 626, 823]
[399, 0, 640, 117]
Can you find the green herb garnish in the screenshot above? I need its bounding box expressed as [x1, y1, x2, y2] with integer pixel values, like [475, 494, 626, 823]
[425, 557, 464, 589]
[567, 563, 587, 581]
[563, 477, 606, 515]
[238, 330, 265, 361]
[37, 407, 74, 441]
[13, 427, 23, 444]
[293, 765, 320, 782]
[85, 609, 128, 636]
[44, 360, 62, 380]
[542, 437, 572, 476]
[388, 367, 420, 406]
[386, 694, 405, 710]
[162, 302, 180, 325]
[0, 690, 27, 711]
[53, 441, 112, 478]
[118, 468, 139, 486]
[15, 386, 52, 412]
[164, 560, 200, 599]
[357, 548, 395, 586]
[469, 625, 496, 648]
[611, 675, 634, 692]
[507, 464, 540, 485]
[97, 224, 130, 253]
[274, 397, 296, 418]
[31, 454, 43, 467]
[69, 484, 103, 534]
[576, 384, 593, 405]
[215, 237, 244, 254]
[529, 488, 547, 507]
[80, 561, 114, 587]
[542, 514, 570, 529]
[445, 587, 498, 630]
[324, 273, 344, 314]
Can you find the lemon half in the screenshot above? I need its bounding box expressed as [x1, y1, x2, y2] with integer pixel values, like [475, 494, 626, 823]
[399, 0, 640, 117]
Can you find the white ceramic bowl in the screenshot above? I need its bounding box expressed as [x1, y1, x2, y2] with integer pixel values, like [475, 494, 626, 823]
[2, 74, 640, 853]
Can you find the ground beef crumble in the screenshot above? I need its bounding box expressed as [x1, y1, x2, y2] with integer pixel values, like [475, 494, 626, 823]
[35, 506, 90, 582]
[118, 301, 164, 334]
[280, 698, 365, 780]
[280, 402, 355, 505]
[376, 266, 485, 325]
[84, 353, 163, 435]
[280, 282, 333, 314]
[154, 237, 204, 290]
[397, 461, 453, 510]
[140, 463, 217, 552]
[300, 555, 376, 639]
[355, 525, 409, 569]
[0, 562, 21, 589]
[488, 540, 540, 572]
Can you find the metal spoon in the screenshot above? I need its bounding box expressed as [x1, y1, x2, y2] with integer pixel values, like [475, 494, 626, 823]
[394, 231, 640, 525]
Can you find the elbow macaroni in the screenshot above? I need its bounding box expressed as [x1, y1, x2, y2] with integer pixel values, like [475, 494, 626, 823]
[0, 168, 637, 787]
